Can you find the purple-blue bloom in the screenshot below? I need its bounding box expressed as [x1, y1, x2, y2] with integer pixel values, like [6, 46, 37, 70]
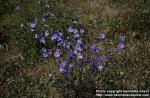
[63, 40, 71, 49]
[117, 43, 125, 50]
[39, 37, 45, 44]
[79, 28, 85, 34]
[67, 50, 73, 58]
[54, 49, 61, 58]
[41, 48, 51, 58]
[95, 56, 101, 63]
[73, 33, 80, 39]
[63, 68, 70, 76]
[67, 27, 78, 33]
[29, 23, 36, 29]
[91, 43, 100, 53]
[51, 32, 63, 46]
[59, 60, 67, 72]
[45, 30, 50, 37]
[97, 32, 105, 40]
[59, 60, 70, 76]
[76, 51, 83, 59]
[75, 40, 84, 51]
[119, 35, 125, 42]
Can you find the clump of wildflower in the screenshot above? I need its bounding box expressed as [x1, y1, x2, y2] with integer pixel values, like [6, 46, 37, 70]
[27, 16, 129, 76]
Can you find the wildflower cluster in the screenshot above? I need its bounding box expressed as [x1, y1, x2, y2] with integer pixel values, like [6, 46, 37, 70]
[26, 16, 126, 76]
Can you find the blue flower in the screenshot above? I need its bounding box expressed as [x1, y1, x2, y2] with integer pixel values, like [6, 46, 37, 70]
[97, 32, 105, 40]
[79, 28, 85, 34]
[67, 50, 73, 58]
[95, 56, 100, 63]
[56, 37, 63, 46]
[91, 43, 100, 53]
[54, 49, 61, 58]
[67, 27, 78, 33]
[39, 37, 45, 44]
[45, 30, 50, 37]
[75, 40, 84, 51]
[63, 40, 71, 49]
[41, 48, 51, 58]
[119, 35, 125, 42]
[76, 51, 83, 59]
[63, 68, 70, 76]
[59, 60, 67, 72]
[51, 32, 63, 46]
[29, 22, 36, 29]
[73, 33, 80, 39]
[117, 43, 125, 49]
[59, 60, 70, 76]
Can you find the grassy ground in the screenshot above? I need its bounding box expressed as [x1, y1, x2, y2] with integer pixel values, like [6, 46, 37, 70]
[0, 0, 150, 98]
